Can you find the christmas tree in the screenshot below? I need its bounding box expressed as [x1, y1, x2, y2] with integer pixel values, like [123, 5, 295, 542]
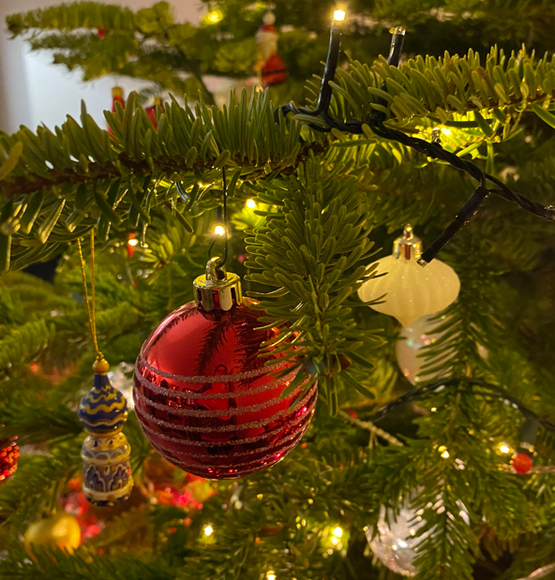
[1, 1, 555, 579]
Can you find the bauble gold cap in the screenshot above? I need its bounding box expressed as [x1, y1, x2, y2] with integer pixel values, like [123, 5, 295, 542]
[92, 357, 110, 375]
[393, 224, 423, 261]
[194, 257, 242, 313]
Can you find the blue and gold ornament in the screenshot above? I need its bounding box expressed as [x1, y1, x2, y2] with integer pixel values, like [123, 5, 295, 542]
[78, 358, 133, 506]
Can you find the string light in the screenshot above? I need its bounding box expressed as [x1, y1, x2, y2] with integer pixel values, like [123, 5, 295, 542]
[127, 238, 139, 247]
[441, 127, 452, 136]
[438, 445, 450, 459]
[332, 527, 343, 538]
[246, 199, 256, 209]
[277, 20, 555, 265]
[266, 571, 276, 580]
[333, 8, 346, 21]
[204, 9, 223, 24]
[213, 225, 226, 237]
[499, 444, 511, 454]
[203, 524, 214, 536]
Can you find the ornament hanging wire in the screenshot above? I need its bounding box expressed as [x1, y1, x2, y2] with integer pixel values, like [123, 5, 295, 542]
[208, 164, 229, 268]
[76, 230, 104, 363]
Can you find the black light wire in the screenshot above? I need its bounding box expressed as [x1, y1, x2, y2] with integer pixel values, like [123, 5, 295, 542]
[276, 23, 555, 264]
[361, 376, 554, 436]
[273, 21, 555, 451]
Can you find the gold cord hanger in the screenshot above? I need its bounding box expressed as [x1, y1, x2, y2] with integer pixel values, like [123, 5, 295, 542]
[76, 230, 108, 374]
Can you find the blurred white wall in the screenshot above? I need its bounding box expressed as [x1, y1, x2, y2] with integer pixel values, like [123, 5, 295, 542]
[0, 0, 202, 134]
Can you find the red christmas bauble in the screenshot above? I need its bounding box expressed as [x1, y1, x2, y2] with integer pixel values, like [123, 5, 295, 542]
[0, 437, 19, 483]
[511, 452, 533, 474]
[133, 299, 317, 479]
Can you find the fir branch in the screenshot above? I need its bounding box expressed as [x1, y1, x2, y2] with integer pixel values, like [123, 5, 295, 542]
[245, 158, 383, 413]
[0, 318, 55, 374]
[0, 386, 82, 445]
[0, 549, 174, 580]
[0, 438, 82, 521]
[332, 47, 555, 128]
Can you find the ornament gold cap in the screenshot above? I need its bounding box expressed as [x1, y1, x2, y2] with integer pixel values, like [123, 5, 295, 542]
[194, 257, 242, 312]
[112, 86, 123, 98]
[92, 357, 110, 375]
[393, 224, 423, 261]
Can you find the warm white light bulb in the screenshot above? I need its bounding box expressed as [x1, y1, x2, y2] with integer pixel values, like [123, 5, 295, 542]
[128, 238, 139, 247]
[205, 9, 223, 24]
[441, 127, 452, 136]
[332, 526, 343, 538]
[246, 199, 256, 209]
[203, 524, 214, 536]
[499, 444, 511, 454]
[214, 225, 226, 237]
[333, 9, 346, 21]
[267, 572, 276, 580]
[438, 446, 450, 459]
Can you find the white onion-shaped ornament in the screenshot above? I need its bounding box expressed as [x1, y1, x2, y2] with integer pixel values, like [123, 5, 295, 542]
[358, 225, 460, 327]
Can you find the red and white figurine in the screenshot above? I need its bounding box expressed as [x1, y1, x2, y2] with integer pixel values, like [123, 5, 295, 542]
[255, 11, 287, 87]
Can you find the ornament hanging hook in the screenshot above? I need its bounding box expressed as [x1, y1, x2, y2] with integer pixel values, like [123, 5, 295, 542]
[208, 164, 229, 267]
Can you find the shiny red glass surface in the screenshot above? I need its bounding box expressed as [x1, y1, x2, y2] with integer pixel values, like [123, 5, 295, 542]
[511, 452, 533, 474]
[133, 300, 317, 479]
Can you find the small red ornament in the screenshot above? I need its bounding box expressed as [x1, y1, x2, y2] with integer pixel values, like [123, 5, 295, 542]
[511, 451, 533, 474]
[0, 437, 19, 483]
[127, 233, 137, 259]
[134, 259, 317, 479]
[97, 28, 106, 39]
